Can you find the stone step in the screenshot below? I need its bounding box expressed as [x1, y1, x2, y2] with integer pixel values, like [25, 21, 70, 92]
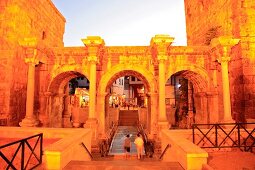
[63, 160, 184, 170]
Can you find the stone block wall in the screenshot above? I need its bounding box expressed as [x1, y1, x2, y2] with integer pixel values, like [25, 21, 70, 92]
[237, 0, 255, 119]
[184, 0, 255, 120]
[184, 0, 232, 46]
[0, 0, 65, 125]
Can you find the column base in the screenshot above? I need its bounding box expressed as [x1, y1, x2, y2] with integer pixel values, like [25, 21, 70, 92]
[19, 117, 39, 127]
[221, 118, 235, 124]
[220, 118, 235, 128]
[63, 117, 72, 128]
[72, 122, 81, 128]
[84, 118, 98, 145]
[158, 121, 169, 130]
[84, 118, 98, 128]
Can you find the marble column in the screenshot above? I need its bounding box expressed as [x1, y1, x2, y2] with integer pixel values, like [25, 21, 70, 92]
[150, 35, 174, 130]
[149, 93, 158, 135]
[157, 56, 169, 131]
[187, 81, 194, 128]
[220, 53, 233, 122]
[158, 57, 167, 123]
[210, 36, 240, 123]
[19, 55, 39, 127]
[89, 59, 97, 119]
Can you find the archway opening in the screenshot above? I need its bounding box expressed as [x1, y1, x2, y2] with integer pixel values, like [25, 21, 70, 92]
[47, 71, 90, 128]
[166, 70, 208, 129]
[104, 70, 151, 131]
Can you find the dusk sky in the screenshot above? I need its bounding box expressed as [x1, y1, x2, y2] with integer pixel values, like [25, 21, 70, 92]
[52, 0, 187, 46]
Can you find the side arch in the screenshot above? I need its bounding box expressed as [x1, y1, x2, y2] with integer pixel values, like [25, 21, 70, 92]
[48, 65, 89, 94]
[166, 64, 211, 93]
[46, 69, 89, 128]
[165, 64, 218, 125]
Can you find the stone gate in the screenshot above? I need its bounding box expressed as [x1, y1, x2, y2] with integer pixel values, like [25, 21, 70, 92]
[0, 0, 254, 136]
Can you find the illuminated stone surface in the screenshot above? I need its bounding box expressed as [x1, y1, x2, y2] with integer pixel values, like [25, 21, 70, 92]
[0, 0, 254, 136]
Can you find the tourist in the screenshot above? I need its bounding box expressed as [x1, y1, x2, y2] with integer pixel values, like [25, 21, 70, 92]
[134, 133, 144, 159]
[123, 134, 131, 159]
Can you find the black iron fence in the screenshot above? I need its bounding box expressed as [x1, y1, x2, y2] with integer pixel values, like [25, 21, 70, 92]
[99, 122, 117, 157]
[0, 133, 43, 170]
[192, 123, 255, 152]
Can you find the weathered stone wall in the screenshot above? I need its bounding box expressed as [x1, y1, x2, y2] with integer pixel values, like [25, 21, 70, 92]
[0, 0, 65, 125]
[184, 0, 232, 46]
[236, 0, 255, 119]
[184, 0, 255, 120]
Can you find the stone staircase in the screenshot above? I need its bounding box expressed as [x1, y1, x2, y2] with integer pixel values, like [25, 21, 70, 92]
[118, 110, 139, 126]
[63, 126, 184, 169]
[63, 159, 184, 170]
[109, 126, 138, 155]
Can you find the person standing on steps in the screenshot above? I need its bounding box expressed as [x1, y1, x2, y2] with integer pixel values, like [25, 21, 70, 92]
[123, 134, 131, 159]
[134, 133, 144, 159]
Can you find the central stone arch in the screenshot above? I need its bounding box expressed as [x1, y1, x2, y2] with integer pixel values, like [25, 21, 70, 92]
[98, 64, 157, 94]
[97, 64, 158, 134]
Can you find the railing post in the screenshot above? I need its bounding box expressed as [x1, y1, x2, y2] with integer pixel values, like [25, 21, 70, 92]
[215, 124, 218, 148]
[192, 124, 195, 143]
[237, 123, 241, 149]
[21, 141, 25, 170]
[40, 133, 43, 163]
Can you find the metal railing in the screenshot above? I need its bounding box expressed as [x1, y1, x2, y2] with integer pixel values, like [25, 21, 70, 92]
[192, 123, 255, 152]
[0, 133, 43, 170]
[80, 142, 93, 159]
[159, 144, 171, 160]
[99, 123, 117, 157]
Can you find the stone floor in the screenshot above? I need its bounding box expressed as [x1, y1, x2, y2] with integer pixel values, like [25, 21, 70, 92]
[63, 160, 184, 170]
[208, 151, 255, 170]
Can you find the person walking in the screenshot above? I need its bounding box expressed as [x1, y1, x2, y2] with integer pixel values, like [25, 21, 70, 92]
[123, 134, 131, 159]
[134, 133, 144, 159]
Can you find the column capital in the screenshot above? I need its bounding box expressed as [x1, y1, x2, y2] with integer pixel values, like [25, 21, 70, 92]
[210, 36, 240, 62]
[88, 55, 98, 63]
[82, 36, 105, 53]
[82, 36, 105, 63]
[210, 36, 240, 48]
[150, 34, 174, 55]
[19, 38, 40, 65]
[25, 54, 40, 66]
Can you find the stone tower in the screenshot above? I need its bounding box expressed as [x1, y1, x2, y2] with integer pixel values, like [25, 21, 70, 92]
[0, 0, 65, 126]
[184, 0, 255, 121]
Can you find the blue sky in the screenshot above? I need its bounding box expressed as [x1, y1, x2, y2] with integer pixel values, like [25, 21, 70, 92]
[52, 0, 187, 46]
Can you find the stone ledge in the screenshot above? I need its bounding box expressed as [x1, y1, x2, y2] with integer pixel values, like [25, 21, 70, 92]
[161, 129, 208, 170]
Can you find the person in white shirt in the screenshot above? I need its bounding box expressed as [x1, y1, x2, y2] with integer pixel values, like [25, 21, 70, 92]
[134, 133, 144, 159]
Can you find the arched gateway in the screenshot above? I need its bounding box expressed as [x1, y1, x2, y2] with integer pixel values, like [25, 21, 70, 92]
[17, 35, 240, 139]
[98, 64, 157, 133]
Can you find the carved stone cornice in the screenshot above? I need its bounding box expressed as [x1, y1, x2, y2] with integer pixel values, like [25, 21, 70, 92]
[210, 36, 240, 63]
